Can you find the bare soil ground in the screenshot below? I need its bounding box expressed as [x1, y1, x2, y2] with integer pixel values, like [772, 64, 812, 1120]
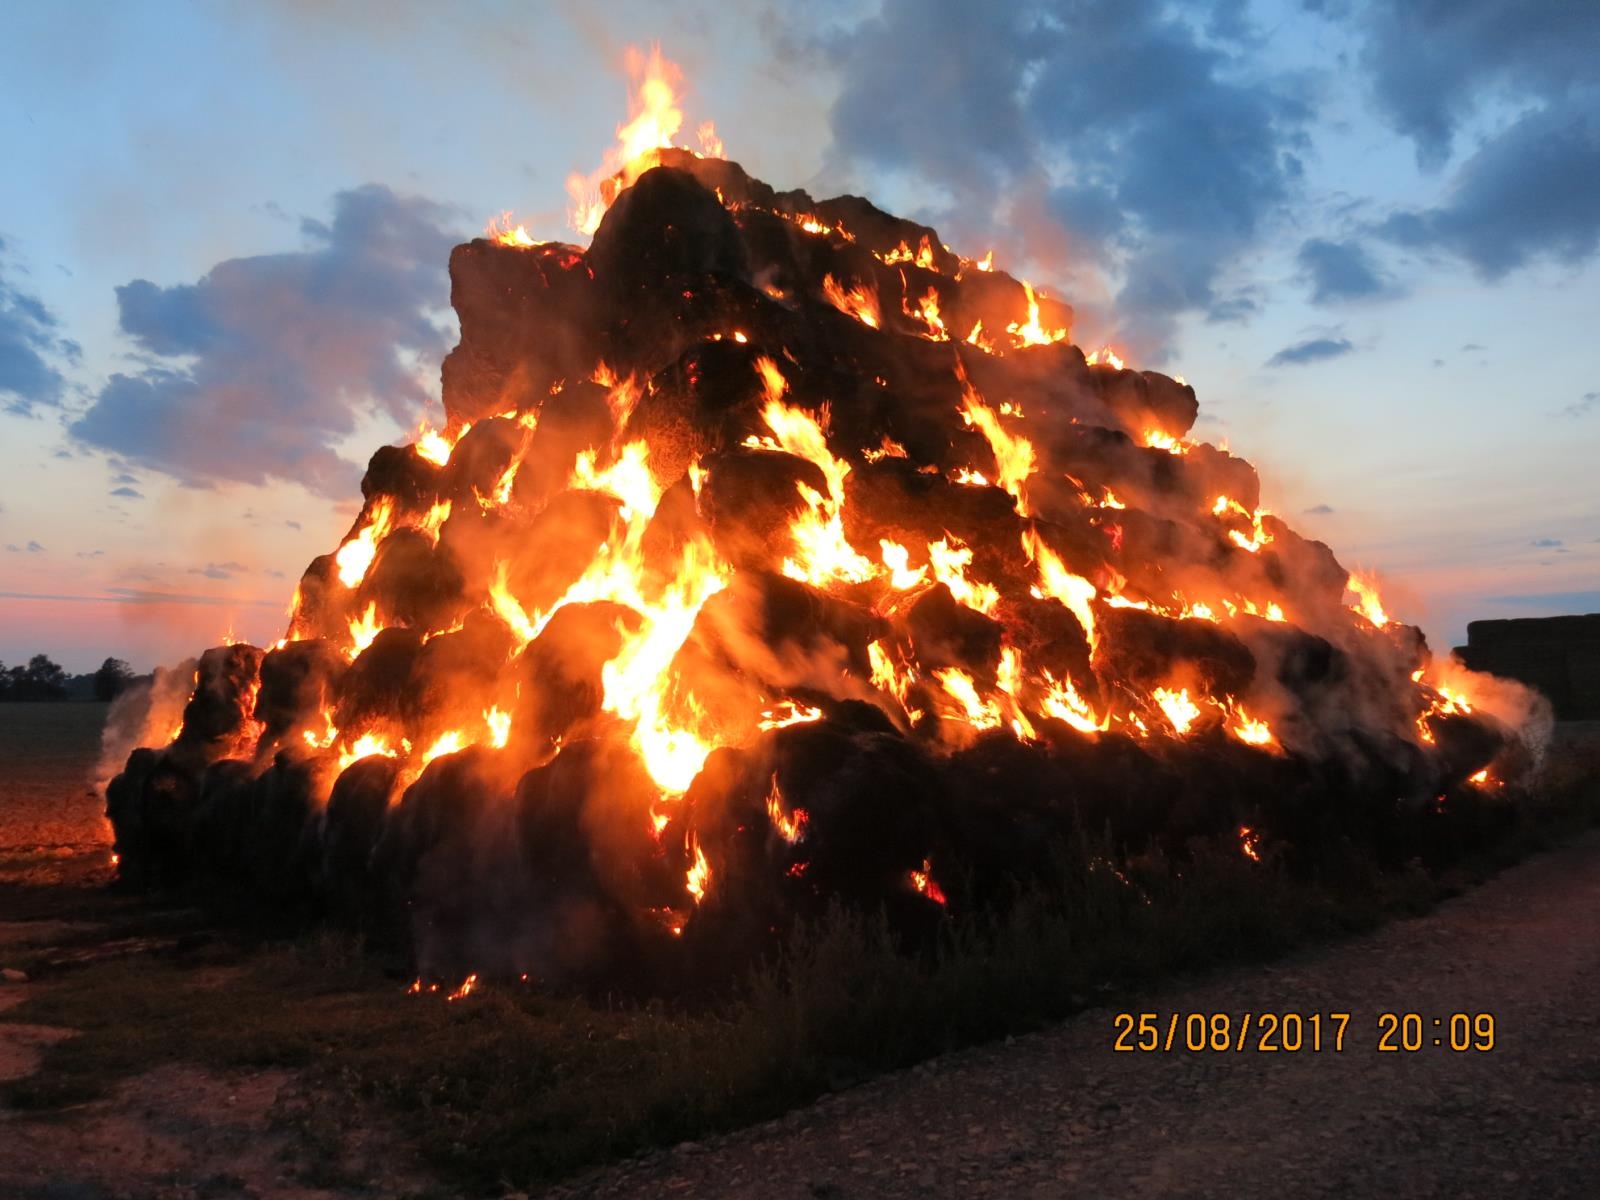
[0, 703, 114, 885]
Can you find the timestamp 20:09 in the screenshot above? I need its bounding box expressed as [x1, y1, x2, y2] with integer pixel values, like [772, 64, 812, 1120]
[1111, 1011, 1496, 1053]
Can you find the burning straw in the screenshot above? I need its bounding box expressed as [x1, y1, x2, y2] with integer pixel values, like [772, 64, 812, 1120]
[105, 49, 1547, 985]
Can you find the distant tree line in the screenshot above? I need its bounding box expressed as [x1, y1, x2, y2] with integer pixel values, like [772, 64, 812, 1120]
[0, 655, 141, 701]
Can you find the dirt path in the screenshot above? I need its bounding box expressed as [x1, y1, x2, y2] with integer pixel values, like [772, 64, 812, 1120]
[546, 833, 1600, 1200]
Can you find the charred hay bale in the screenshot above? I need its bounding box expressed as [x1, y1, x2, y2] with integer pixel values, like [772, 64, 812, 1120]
[1256, 520, 1349, 609]
[374, 747, 519, 968]
[627, 342, 778, 484]
[512, 381, 614, 509]
[682, 571, 884, 697]
[1090, 368, 1199, 442]
[506, 490, 621, 613]
[650, 147, 784, 210]
[951, 269, 1073, 348]
[1426, 710, 1508, 784]
[359, 528, 468, 632]
[700, 447, 829, 567]
[938, 734, 1090, 898]
[441, 415, 523, 503]
[361, 444, 441, 511]
[589, 166, 750, 307]
[176, 643, 263, 754]
[1144, 733, 1301, 848]
[765, 723, 955, 923]
[403, 613, 517, 743]
[105, 747, 162, 887]
[286, 555, 345, 643]
[993, 594, 1094, 693]
[1233, 619, 1347, 701]
[1043, 730, 1185, 852]
[1181, 443, 1261, 515]
[256, 639, 347, 745]
[128, 755, 204, 888]
[808, 194, 960, 276]
[320, 754, 401, 921]
[639, 477, 709, 570]
[511, 601, 642, 751]
[1102, 508, 1218, 601]
[244, 750, 334, 913]
[904, 583, 1004, 682]
[513, 740, 679, 984]
[1093, 606, 1256, 700]
[441, 240, 597, 423]
[335, 627, 425, 737]
[844, 458, 1025, 571]
[190, 758, 257, 884]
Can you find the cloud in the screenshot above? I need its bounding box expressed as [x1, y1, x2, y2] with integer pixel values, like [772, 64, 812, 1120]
[1297, 237, 1392, 303]
[1378, 99, 1600, 280]
[1350, 0, 1600, 169]
[71, 185, 460, 496]
[1267, 336, 1353, 367]
[188, 562, 242, 580]
[1530, 538, 1563, 548]
[1303, 503, 1335, 515]
[1559, 391, 1598, 418]
[815, 0, 1311, 352]
[0, 241, 81, 416]
[109, 485, 143, 499]
[26, 540, 44, 553]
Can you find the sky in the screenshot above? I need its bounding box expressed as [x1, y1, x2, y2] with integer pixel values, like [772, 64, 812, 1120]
[0, 0, 1595, 673]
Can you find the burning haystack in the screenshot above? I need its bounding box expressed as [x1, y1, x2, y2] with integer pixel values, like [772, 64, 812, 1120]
[105, 51, 1543, 984]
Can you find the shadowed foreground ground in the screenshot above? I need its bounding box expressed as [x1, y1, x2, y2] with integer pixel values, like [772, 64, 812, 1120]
[548, 831, 1600, 1200]
[1, 713, 1596, 1198]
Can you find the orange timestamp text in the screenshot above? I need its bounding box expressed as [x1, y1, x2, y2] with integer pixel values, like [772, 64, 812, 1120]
[1112, 1011, 1496, 1053]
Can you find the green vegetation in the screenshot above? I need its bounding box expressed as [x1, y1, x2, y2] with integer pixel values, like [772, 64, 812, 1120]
[5, 733, 1596, 1194]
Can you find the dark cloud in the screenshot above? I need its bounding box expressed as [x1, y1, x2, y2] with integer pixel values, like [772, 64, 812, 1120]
[1379, 100, 1600, 280]
[26, 540, 44, 553]
[1303, 503, 1335, 515]
[109, 486, 143, 499]
[285, 519, 302, 530]
[0, 242, 81, 415]
[71, 185, 460, 496]
[188, 562, 243, 581]
[1267, 336, 1353, 367]
[1351, 0, 1600, 169]
[1297, 237, 1392, 303]
[1559, 391, 1599, 418]
[1339, 3, 1600, 279]
[1530, 538, 1563, 548]
[110, 471, 139, 486]
[817, 0, 1311, 352]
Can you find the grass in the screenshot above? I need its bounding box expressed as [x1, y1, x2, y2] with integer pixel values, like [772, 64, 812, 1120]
[4, 727, 1598, 1194]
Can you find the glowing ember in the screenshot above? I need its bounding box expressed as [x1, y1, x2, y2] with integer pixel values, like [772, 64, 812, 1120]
[1238, 826, 1262, 862]
[909, 859, 948, 906]
[765, 775, 809, 843]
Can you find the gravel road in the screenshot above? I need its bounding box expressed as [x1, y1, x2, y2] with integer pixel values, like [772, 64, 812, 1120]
[545, 832, 1600, 1200]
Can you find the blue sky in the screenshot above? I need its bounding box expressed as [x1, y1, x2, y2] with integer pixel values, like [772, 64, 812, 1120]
[1, 0, 1595, 671]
